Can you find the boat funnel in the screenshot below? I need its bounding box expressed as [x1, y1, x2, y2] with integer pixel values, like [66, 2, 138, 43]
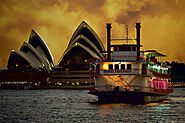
[135, 23, 141, 61]
[106, 23, 112, 61]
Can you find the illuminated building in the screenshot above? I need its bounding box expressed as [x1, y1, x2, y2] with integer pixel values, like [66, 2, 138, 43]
[0, 21, 105, 88]
[0, 30, 54, 88]
[7, 30, 54, 73]
[58, 21, 104, 70]
[50, 21, 105, 86]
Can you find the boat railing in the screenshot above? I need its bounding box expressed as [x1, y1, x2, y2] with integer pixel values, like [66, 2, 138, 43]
[148, 69, 171, 78]
[90, 68, 170, 79]
[125, 85, 174, 94]
[111, 56, 144, 61]
[89, 84, 173, 95]
[147, 57, 165, 66]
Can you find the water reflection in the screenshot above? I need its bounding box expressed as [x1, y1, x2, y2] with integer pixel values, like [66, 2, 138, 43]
[144, 99, 170, 106]
[92, 99, 174, 122]
[171, 97, 185, 101]
[97, 104, 113, 115]
[0, 89, 185, 122]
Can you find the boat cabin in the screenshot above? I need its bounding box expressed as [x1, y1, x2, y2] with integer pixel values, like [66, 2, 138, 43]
[111, 44, 144, 61]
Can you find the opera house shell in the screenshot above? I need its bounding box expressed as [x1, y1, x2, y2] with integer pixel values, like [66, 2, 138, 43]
[58, 21, 104, 70]
[50, 21, 105, 86]
[0, 30, 55, 88]
[0, 21, 105, 88]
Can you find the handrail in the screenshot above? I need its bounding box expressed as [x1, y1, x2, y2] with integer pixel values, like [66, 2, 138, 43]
[148, 69, 171, 78]
[108, 56, 144, 61]
[89, 68, 171, 78]
[89, 84, 174, 95]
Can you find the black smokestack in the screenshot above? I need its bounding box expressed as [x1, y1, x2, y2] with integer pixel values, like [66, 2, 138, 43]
[106, 23, 112, 61]
[135, 22, 141, 61]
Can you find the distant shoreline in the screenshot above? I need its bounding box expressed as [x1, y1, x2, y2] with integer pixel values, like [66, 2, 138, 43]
[173, 83, 185, 88]
[0, 85, 91, 90]
[1, 84, 185, 90]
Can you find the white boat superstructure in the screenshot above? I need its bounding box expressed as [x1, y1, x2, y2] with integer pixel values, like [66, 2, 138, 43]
[89, 23, 173, 103]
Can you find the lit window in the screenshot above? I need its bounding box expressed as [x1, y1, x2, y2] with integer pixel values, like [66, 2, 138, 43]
[76, 82, 79, 85]
[103, 63, 109, 70]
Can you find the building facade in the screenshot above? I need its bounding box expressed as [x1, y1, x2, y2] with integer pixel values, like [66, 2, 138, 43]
[0, 21, 105, 88]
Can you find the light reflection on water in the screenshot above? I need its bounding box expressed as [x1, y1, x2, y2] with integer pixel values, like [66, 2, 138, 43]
[0, 88, 185, 122]
[171, 97, 185, 101]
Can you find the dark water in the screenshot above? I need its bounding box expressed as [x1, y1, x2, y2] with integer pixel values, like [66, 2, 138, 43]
[0, 88, 185, 123]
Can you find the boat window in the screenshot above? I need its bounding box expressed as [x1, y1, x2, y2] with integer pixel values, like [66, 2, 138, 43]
[159, 69, 162, 73]
[163, 70, 166, 74]
[142, 64, 147, 74]
[121, 64, 125, 70]
[115, 64, 119, 70]
[127, 64, 131, 70]
[119, 46, 131, 51]
[109, 64, 113, 70]
[132, 47, 136, 51]
[114, 47, 118, 51]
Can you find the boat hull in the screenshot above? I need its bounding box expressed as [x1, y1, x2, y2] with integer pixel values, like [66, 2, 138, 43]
[89, 91, 169, 104]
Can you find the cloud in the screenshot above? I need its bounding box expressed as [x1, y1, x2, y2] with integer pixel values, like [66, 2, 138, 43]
[66, 0, 105, 15]
[0, 0, 185, 68]
[113, 0, 185, 62]
[115, 0, 185, 25]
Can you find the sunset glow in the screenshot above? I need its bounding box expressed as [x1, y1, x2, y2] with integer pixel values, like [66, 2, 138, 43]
[0, 0, 185, 68]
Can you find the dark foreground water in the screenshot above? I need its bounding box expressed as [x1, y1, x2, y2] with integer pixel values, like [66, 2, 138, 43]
[0, 88, 185, 123]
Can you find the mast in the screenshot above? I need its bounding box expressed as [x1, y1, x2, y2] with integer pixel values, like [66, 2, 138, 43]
[126, 25, 128, 45]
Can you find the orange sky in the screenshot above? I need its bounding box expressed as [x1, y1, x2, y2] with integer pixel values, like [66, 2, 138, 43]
[0, 0, 185, 68]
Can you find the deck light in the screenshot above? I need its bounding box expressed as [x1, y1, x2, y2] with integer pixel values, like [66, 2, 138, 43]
[103, 63, 109, 70]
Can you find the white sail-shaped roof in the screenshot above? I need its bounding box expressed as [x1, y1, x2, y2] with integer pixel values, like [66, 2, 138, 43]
[68, 35, 102, 57]
[7, 50, 41, 70]
[59, 42, 100, 65]
[58, 35, 102, 64]
[68, 21, 105, 52]
[28, 30, 55, 67]
[20, 42, 51, 73]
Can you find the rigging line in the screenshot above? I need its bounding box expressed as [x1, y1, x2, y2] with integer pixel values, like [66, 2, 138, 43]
[129, 33, 136, 44]
[126, 25, 128, 45]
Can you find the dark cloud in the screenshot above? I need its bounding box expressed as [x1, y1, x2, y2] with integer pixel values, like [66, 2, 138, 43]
[116, 10, 141, 26]
[116, 0, 185, 25]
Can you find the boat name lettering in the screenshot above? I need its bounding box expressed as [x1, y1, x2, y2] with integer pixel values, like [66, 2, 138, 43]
[103, 69, 131, 73]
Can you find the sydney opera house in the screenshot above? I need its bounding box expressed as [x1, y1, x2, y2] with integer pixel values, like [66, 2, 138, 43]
[0, 21, 105, 89]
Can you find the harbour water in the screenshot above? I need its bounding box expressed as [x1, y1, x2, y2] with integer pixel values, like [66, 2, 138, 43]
[0, 88, 185, 122]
